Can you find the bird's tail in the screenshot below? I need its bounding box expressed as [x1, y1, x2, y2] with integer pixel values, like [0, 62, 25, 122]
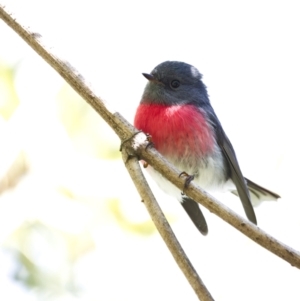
[235, 178, 280, 207]
[232, 178, 280, 206]
[181, 196, 208, 235]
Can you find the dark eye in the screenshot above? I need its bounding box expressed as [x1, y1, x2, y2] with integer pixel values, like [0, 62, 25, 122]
[170, 80, 180, 89]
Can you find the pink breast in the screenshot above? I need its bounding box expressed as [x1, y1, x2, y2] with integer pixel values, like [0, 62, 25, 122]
[134, 103, 215, 158]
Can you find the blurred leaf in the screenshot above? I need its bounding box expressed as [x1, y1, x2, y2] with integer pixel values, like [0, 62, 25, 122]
[57, 185, 77, 200]
[57, 84, 120, 159]
[108, 198, 157, 236]
[0, 61, 20, 120]
[4, 220, 94, 293]
[0, 151, 28, 195]
[14, 250, 37, 288]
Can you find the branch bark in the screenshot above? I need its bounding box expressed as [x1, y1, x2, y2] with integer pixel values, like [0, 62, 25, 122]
[121, 149, 214, 301]
[1, 4, 300, 300]
[1, 0, 299, 269]
[0, 4, 214, 300]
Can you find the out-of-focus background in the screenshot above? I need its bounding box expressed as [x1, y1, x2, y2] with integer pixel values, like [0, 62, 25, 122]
[0, 1, 300, 300]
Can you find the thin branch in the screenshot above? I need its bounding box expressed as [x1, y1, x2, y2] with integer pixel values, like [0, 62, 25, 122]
[0, 4, 131, 141]
[1, 3, 300, 276]
[135, 136, 300, 268]
[0, 5, 212, 300]
[121, 150, 214, 301]
[0, 151, 28, 194]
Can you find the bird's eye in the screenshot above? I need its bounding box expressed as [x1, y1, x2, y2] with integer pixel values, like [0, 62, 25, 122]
[170, 80, 180, 89]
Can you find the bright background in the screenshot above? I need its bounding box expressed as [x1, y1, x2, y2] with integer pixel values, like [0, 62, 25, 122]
[0, 1, 300, 300]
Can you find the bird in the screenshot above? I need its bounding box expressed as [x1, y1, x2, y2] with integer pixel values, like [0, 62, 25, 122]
[134, 61, 280, 235]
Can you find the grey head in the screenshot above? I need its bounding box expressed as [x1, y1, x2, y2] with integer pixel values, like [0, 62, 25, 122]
[141, 61, 210, 106]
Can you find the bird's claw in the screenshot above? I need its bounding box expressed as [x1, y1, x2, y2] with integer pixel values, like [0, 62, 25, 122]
[120, 131, 153, 166]
[179, 171, 195, 189]
[145, 133, 154, 150]
[119, 130, 143, 151]
[143, 134, 153, 167]
[120, 131, 154, 152]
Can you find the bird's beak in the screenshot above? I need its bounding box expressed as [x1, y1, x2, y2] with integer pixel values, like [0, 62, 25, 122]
[142, 73, 155, 81]
[142, 73, 164, 86]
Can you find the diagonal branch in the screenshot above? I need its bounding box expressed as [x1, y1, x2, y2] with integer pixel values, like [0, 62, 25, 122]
[1, 1, 300, 285]
[0, 5, 213, 300]
[121, 150, 214, 301]
[129, 134, 300, 268]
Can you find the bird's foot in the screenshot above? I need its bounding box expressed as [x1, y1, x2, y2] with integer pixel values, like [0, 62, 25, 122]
[145, 133, 154, 150]
[120, 131, 153, 165]
[119, 130, 143, 151]
[142, 134, 153, 168]
[120, 131, 154, 151]
[179, 171, 195, 189]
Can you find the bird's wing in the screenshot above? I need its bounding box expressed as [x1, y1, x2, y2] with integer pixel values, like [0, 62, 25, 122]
[216, 127, 257, 224]
[181, 196, 208, 235]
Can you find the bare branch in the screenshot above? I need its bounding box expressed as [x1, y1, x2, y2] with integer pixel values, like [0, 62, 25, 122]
[1, 1, 299, 283]
[0, 4, 131, 142]
[0, 5, 213, 299]
[121, 149, 214, 301]
[126, 133, 300, 268]
[0, 151, 28, 194]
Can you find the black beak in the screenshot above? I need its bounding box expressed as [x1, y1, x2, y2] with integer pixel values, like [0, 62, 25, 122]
[142, 73, 155, 81]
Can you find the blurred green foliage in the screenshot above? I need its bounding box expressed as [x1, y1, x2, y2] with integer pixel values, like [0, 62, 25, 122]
[57, 84, 121, 160]
[0, 61, 19, 119]
[108, 199, 157, 236]
[0, 60, 157, 299]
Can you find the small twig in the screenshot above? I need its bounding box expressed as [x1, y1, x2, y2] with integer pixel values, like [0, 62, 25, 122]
[0, 151, 28, 194]
[121, 150, 214, 301]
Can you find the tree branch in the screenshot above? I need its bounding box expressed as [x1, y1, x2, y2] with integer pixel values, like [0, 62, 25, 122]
[0, 4, 213, 299]
[1, 5, 299, 299]
[121, 150, 214, 301]
[128, 134, 300, 267]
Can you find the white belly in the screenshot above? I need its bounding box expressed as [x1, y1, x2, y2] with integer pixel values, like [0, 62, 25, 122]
[145, 149, 233, 202]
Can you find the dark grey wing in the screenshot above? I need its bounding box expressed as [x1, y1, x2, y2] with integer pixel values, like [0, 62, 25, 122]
[216, 126, 257, 224]
[181, 196, 208, 235]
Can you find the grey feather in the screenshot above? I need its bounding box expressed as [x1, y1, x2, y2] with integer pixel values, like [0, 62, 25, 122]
[216, 127, 257, 224]
[181, 196, 208, 235]
[231, 178, 280, 207]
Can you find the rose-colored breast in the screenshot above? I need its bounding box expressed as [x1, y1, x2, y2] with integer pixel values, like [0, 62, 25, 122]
[134, 103, 215, 159]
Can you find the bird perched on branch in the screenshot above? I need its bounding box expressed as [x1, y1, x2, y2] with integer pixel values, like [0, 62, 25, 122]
[134, 61, 279, 235]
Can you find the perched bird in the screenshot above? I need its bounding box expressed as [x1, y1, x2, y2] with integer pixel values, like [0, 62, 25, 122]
[134, 61, 279, 235]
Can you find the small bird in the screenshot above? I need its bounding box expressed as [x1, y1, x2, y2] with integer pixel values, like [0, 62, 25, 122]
[134, 61, 279, 235]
